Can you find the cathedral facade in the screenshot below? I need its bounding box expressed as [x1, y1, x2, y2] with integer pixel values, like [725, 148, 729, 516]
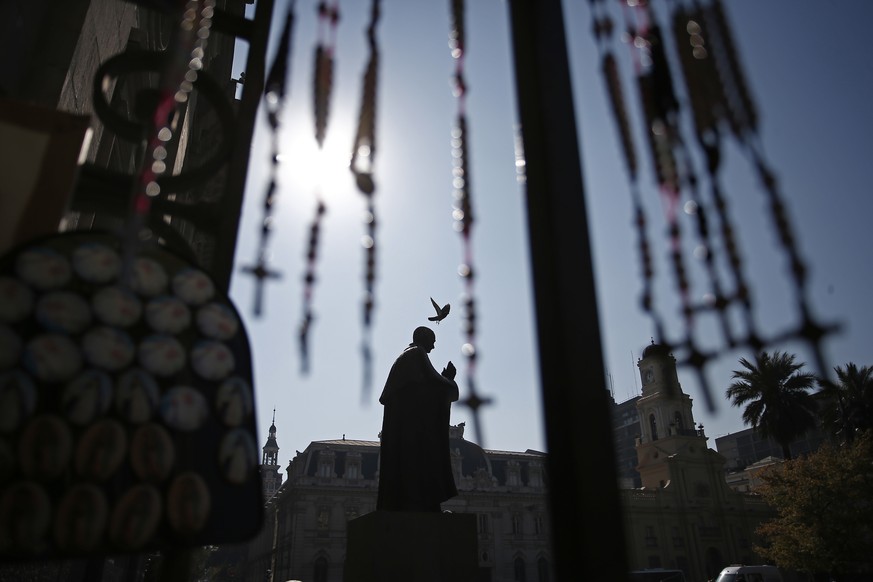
[619, 343, 774, 581]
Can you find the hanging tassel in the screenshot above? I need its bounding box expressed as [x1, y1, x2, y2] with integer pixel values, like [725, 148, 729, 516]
[313, 1, 340, 148]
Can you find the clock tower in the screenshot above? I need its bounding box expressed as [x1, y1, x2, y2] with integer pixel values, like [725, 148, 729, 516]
[260, 409, 283, 499]
[635, 343, 709, 489]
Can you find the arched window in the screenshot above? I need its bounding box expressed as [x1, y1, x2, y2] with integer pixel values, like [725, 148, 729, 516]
[649, 414, 658, 441]
[537, 556, 549, 582]
[674, 411, 684, 431]
[314, 555, 328, 582]
[514, 556, 527, 582]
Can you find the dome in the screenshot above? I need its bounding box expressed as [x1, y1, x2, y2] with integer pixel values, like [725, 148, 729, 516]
[642, 342, 671, 359]
[449, 436, 491, 478]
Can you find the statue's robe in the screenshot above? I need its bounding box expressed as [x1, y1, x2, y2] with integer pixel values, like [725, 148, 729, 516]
[376, 345, 459, 512]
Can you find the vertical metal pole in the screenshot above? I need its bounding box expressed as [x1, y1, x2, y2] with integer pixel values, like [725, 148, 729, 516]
[211, 0, 276, 292]
[506, 0, 628, 579]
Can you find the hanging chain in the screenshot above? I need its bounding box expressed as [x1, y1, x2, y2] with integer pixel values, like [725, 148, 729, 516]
[350, 0, 381, 400]
[299, 200, 327, 374]
[589, 0, 665, 343]
[299, 1, 340, 374]
[671, 2, 760, 352]
[240, 2, 295, 317]
[125, 0, 216, 269]
[585, 0, 836, 404]
[449, 0, 491, 446]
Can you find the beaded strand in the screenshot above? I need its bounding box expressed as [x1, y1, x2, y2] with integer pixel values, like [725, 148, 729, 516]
[125, 0, 216, 269]
[240, 3, 295, 317]
[350, 0, 381, 399]
[299, 1, 340, 374]
[448, 0, 491, 447]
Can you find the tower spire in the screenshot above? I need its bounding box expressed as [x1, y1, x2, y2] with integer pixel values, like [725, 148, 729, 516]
[261, 408, 282, 499]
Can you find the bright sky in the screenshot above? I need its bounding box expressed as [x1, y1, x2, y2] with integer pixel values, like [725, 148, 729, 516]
[229, 1, 873, 464]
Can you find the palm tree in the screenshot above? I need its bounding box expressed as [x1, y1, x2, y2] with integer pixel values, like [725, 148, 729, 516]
[726, 351, 818, 460]
[818, 362, 873, 444]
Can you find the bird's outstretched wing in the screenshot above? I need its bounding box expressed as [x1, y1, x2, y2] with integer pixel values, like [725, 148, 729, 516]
[428, 297, 450, 323]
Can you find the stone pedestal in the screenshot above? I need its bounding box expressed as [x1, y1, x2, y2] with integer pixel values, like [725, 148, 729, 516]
[344, 511, 478, 582]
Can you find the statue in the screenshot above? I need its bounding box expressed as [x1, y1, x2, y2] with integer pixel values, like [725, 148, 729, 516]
[376, 326, 459, 512]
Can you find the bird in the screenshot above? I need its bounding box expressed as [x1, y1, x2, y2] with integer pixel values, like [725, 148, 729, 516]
[428, 297, 450, 324]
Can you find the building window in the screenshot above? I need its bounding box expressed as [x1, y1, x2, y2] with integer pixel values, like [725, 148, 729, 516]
[644, 525, 657, 547]
[314, 556, 328, 582]
[537, 557, 549, 582]
[534, 514, 544, 535]
[507, 461, 521, 487]
[478, 513, 490, 534]
[649, 414, 658, 441]
[318, 462, 332, 478]
[674, 411, 684, 431]
[317, 507, 329, 531]
[528, 463, 543, 488]
[514, 557, 526, 582]
[512, 514, 522, 535]
[346, 463, 359, 479]
[648, 555, 662, 568]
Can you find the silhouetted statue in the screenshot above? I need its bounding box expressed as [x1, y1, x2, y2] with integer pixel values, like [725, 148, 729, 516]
[377, 326, 459, 512]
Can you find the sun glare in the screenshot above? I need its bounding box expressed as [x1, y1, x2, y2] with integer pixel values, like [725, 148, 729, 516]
[278, 128, 355, 200]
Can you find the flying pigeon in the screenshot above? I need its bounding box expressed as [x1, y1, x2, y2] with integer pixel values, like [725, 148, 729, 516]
[428, 297, 450, 324]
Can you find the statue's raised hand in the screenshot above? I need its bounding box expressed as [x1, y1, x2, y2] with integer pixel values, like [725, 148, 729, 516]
[442, 361, 457, 380]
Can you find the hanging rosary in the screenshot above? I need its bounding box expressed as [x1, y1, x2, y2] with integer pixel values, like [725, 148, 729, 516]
[350, 0, 381, 400]
[299, 0, 340, 374]
[240, 2, 296, 317]
[585, 0, 836, 405]
[588, 0, 663, 344]
[448, 0, 491, 446]
[606, 0, 718, 406]
[125, 0, 216, 266]
[668, 0, 835, 375]
[669, 0, 759, 353]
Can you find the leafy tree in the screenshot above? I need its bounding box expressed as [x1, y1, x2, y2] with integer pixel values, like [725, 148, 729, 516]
[755, 433, 873, 576]
[818, 362, 873, 444]
[726, 351, 817, 460]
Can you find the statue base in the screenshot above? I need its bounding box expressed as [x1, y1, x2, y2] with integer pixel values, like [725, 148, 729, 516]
[344, 510, 478, 582]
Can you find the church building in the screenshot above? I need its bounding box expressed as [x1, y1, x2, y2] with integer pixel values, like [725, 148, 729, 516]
[619, 343, 774, 580]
